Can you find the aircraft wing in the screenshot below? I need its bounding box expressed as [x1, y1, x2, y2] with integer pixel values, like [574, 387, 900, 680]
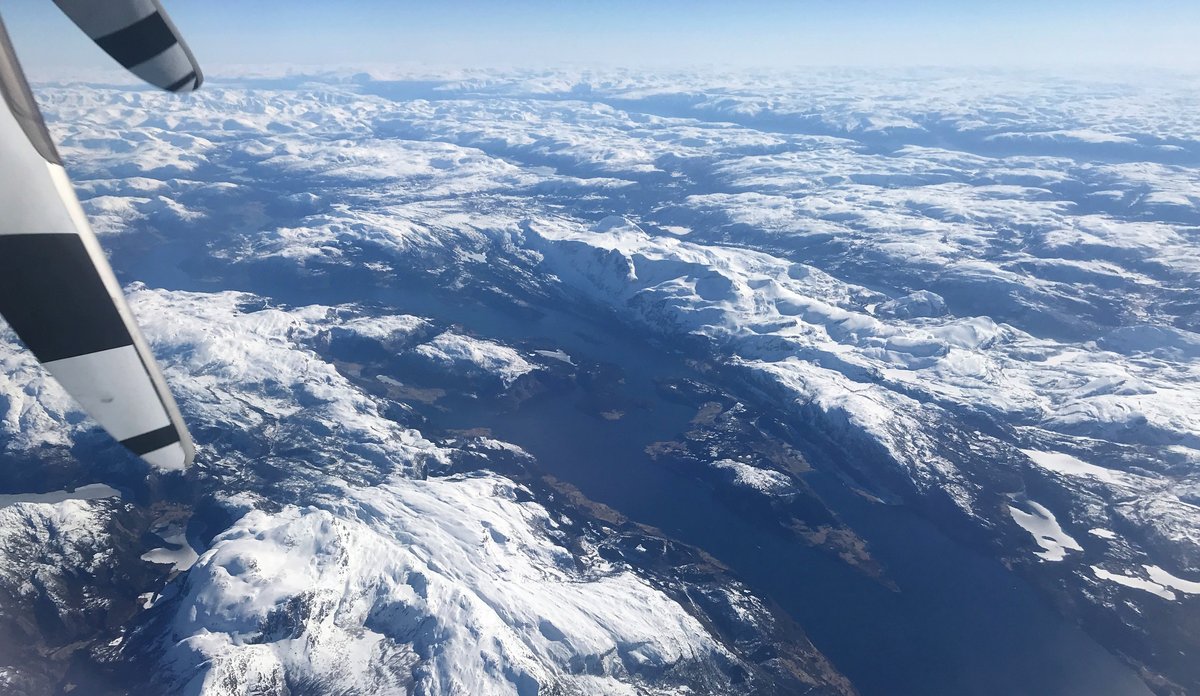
[53, 0, 202, 92]
[0, 16, 194, 470]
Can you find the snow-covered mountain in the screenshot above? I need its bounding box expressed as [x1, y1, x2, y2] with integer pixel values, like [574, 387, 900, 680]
[2, 289, 847, 695]
[1, 67, 1198, 695]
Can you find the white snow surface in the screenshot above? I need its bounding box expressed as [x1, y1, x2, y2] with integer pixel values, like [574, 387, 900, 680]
[0, 326, 87, 451]
[339, 314, 430, 344]
[414, 332, 537, 386]
[0, 500, 116, 606]
[170, 474, 728, 696]
[710, 459, 795, 495]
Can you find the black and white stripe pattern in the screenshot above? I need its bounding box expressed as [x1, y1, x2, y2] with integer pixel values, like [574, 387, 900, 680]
[0, 232, 193, 470]
[0, 17, 195, 470]
[53, 0, 202, 92]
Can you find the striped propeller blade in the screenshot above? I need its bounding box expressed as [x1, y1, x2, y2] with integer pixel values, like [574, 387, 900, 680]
[52, 0, 202, 92]
[0, 17, 195, 470]
[0, 234, 194, 469]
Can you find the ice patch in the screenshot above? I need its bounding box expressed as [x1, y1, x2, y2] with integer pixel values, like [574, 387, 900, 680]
[141, 526, 200, 574]
[0, 484, 120, 509]
[1009, 500, 1083, 562]
[1022, 450, 1132, 487]
[1144, 565, 1200, 596]
[1091, 566, 1176, 601]
[534, 349, 575, 365]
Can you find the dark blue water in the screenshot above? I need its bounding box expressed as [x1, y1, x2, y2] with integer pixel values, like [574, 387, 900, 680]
[410, 299, 1152, 696]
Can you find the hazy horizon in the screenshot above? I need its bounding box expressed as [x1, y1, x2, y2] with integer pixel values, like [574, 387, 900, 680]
[3, 0, 1200, 78]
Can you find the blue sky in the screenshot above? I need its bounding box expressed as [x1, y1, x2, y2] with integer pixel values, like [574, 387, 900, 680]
[4, 0, 1200, 73]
